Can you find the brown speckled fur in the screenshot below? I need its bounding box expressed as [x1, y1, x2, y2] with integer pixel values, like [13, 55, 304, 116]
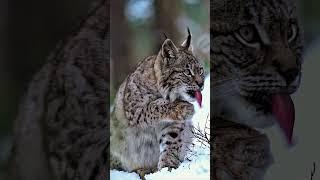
[211, 0, 304, 179]
[110, 33, 205, 176]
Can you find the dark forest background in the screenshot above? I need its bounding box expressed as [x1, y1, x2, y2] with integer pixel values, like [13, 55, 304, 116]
[0, 1, 95, 175]
[0, 0, 320, 179]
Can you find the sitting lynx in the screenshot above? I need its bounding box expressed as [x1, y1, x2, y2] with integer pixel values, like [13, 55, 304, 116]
[110, 29, 205, 177]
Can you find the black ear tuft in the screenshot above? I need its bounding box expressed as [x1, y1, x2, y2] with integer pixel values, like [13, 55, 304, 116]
[161, 39, 178, 58]
[181, 27, 192, 50]
[163, 32, 168, 40]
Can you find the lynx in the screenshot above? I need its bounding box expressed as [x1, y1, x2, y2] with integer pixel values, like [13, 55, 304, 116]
[211, 0, 304, 179]
[110, 30, 205, 177]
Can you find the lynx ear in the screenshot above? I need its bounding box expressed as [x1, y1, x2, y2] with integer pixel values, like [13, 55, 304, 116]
[161, 39, 178, 58]
[181, 27, 192, 51]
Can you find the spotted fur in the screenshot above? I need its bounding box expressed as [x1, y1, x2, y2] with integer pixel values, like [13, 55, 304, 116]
[110, 31, 205, 176]
[211, 0, 304, 179]
[212, 0, 303, 127]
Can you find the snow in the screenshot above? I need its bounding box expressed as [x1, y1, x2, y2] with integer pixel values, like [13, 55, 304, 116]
[110, 76, 210, 180]
[110, 170, 141, 180]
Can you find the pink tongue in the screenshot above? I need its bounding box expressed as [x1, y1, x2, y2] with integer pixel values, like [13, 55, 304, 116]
[271, 94, 295, 144]
[195, 91, 202, 108]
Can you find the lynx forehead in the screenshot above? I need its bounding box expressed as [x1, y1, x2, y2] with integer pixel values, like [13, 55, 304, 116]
[212, 0, 297, 31]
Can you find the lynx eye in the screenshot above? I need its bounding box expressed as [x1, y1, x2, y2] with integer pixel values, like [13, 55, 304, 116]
[235, 25, 260, 48]
[199, 68, 204, 75]
[183, 69, 193, 77]
[288, 23, 298, 43]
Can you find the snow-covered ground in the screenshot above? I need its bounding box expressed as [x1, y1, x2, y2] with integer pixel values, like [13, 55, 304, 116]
[110, 76, 210, 180]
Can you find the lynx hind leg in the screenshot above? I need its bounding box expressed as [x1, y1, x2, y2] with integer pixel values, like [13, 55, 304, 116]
[134, 167, 157, 180]
[110, 153, 123, 170]
[157, 121, 193, 170]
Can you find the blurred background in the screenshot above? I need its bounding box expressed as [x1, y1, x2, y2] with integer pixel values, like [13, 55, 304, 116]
[0, 0, 93, 176]
[110, 0, 210, 104]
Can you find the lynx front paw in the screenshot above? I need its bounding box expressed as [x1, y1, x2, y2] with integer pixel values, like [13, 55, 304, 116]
[177, 101, 195, 120]
[135, 168, 156, 180]
[169, 101, 194, 121]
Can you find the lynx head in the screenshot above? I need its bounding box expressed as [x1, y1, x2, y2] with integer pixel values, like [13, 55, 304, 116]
[211, 0, 304, 143]
[155, 29, 205, 105]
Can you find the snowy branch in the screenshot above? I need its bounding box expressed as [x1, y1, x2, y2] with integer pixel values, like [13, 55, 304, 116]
[310, 162, 316, 180]
[191, 114, 210, 149]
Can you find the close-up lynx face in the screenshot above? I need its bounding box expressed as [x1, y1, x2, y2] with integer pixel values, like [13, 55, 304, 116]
[212, 0, 304, 142]
[157, 31, 205, 105]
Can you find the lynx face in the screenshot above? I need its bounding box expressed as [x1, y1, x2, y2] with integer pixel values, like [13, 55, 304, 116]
[156, 31, 205, 104]
[212, 0, 304, 129]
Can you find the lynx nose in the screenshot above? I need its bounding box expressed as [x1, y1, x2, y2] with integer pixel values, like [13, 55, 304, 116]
[195, 79, 204, 89]
[272, 60, 300, 85]
[197, 81, 204, 89]
[195, 75, 204, 89]
[269, 45, 300, 86]
[283, 68, 299, 85]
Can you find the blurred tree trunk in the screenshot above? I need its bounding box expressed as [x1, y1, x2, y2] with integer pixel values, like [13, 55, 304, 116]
[110, 0, 131, 90]
[8, 0, 108, 179]
[152, 0, 181, 51]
